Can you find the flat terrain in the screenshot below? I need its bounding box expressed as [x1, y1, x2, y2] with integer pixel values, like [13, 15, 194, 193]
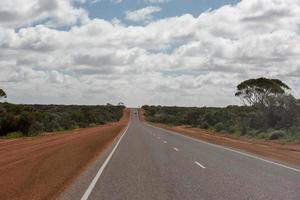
[0, 109, 129, 200]
[140, 110, 300, 166]
[151, 124, 300, 166]
[62, 108, 300, 200]
[2, 108, 299, 200]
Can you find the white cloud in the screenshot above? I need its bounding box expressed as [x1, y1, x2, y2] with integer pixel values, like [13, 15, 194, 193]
[112, 0, 123, 4]
[144, 0, 171, 3]
[1, 0, 300, 106]
[125, 6, 162, 23]
[86, 0, 122, 4]
[0, 0, 89, 29]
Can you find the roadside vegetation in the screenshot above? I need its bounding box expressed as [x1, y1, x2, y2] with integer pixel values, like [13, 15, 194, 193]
[143, 78, 300, 143]
[0, 89, 124, 137]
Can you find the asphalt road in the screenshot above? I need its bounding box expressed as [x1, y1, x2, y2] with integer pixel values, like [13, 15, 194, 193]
[60, 108, 300, 200]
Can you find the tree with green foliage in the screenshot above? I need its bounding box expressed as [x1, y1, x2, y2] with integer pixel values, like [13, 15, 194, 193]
[0, 88, 7, 99]
[235, 77, 290, 107]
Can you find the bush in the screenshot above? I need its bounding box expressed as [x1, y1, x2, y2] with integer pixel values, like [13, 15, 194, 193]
[89, 123, 98, 127]
[29, 121, 45, 135]
[17, 112, 33, 135]
[214, 122, 225, 132]
[6, 132, 23, 139]
[268, 130, 285, 140]
[287, 126, 299, 135]
[200, 122, 209, 129]
[256, 132, 269, 139]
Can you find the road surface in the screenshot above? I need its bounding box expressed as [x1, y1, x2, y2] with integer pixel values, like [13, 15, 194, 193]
[60, 108, 300, 200]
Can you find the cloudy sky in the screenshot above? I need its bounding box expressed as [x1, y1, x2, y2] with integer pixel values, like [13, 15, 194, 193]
[0, 0, 300, 107]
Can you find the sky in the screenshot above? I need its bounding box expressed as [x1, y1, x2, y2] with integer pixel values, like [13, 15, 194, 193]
[0, 0, 300, 107]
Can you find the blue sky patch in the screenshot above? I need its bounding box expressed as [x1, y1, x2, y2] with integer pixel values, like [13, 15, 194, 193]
[83, 0, 241, 24]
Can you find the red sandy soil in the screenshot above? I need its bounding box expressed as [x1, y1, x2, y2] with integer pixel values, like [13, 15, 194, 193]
[0, 109, 129, 200]
[139, 109, 300, 166]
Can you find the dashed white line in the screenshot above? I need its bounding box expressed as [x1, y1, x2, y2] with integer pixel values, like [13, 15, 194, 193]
[157, 137, 160, 139]
[173, 147, 179, 152]
[163, 141, 167, 144]
[144, 123, 300, 173]
[195, 161, 206, 169]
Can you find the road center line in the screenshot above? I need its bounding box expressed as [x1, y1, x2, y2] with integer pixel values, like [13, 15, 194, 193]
[144, 123, 300, 173]
[80, 124, 130, 200]
[195, 161, 206, 169]
[173, 147, 179, 152]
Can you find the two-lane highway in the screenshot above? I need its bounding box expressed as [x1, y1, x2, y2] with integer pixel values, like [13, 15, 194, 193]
[61, 108, 300, 200]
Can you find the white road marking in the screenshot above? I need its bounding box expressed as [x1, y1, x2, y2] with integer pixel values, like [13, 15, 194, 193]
[173, 147, 179, 152]
[195, 161, 206, 169]
[157, 137, 160, 140]
[80, 124, 130, 200]
[163, 141, 167, 144]
[145, 123, 300, 173]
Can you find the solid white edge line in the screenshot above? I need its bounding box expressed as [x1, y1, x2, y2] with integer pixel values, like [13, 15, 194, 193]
[80, 124, 130, 200]
[144, 123, 300, 173]
[195, 161, 206, 169]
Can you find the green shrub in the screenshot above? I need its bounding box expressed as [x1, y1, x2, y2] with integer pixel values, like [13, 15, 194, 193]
[200, 122, 209, 129]
[287, 126, 299, 135]
[29, 121, 44, 134]
[214, 122, 225, 132]
[281, 134, 300, 144]
[6, 132, 23, 139]
[17, 112, 33, 135]
[89, 123, 98, 127]
[268, 130, 285, 140]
